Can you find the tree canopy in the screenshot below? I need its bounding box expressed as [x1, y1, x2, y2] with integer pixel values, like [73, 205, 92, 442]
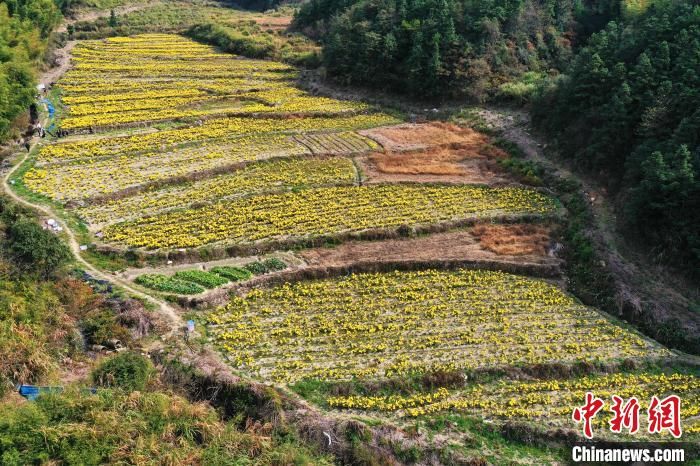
[0, 0, 61, 142]
[533, 0, 700, 273]
[293, 0, 619, 99]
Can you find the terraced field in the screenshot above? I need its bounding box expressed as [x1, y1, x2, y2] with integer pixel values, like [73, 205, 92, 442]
[18, 31, 697, 456]
[24, 34, 556, 253]
[326, 372, 700, 437]
[207, 269, 668, 382]
[102, 184, 557, 249]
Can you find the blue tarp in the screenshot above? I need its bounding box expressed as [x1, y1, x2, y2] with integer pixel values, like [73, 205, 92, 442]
[18, 385, 63, 401]
[41, 98, 56, 132]
[18, 385, 97, 401]
[41, 98, 55, 117]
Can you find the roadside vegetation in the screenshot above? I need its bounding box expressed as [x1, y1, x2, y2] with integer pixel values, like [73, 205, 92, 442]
[0, 0, 61, 142]
[0, 194, 333, 463]
[0, 352, 333, 465]
[0, 196, 151, 396]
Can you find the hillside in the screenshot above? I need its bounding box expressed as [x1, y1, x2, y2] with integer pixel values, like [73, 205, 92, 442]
[0, 0, 698, 464]
[534, 0, 700, 275]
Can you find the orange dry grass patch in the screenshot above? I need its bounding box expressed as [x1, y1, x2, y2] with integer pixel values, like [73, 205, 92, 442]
[374, 122, 471, 147]
[364, 122, 508, 176]
[472, 224, 551, 256]
[366, 127, 508, 177]
[363, 122, 507, 152]
[368, 146, 469, 175]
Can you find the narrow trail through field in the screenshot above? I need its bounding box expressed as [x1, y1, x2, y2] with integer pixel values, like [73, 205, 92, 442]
[2, 34, 183, 338]
[2, 149, 183, 334]
[43, 41, 76, 85]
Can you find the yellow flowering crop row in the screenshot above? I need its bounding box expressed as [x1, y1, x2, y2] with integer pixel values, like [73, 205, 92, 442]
[38, 113, 399, 164]
[328, 388, 450, 411]
[405, 372, 700, 438]
[327, 373, 699, 416]
[77, 157, 357, 226]
[206, 269, 668, 383]
[65, 94, 229, 117]
[59, 77, 288, 97]
[62, 88, 209, 105]
[102, 184, 559, 249]
[26, 134, 308, 201]
[58, 35, 370, 131]
[326, 372, 700, 437]
[60, 97, 370, 131]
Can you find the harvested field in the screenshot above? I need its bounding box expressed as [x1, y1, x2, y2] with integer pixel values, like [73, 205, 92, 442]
[471, 224, 552, 256]
[357, 150, 512, 185]
[298, 227, 558, 270]
[360, 122, 501, 152]
[357, 122, 512, 185]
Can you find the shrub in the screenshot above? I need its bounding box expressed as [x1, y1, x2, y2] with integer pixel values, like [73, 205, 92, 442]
[496, 72, 546, 104]
[210, 266, 253, 282]
[261, 257, 286, 272]
[244, 258, 286, 275]
[6, 219, 71, 278]
[187, 23, 274, 59]
[134, 274, 204, 294]
[243, 261, 267, 275]
[0, 389, 334, 465]
[80, 308, 132, 347]
[173, 270, 229, 289]
[91, 352, 154, 392]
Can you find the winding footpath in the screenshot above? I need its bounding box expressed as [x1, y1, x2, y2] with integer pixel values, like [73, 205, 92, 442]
[1, 36, 182, 336]
[2, 149, 182, 332]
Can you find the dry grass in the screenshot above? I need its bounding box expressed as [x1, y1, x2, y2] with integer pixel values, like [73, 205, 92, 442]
[363, 122, 507, 151]
[368, 146, 485, 176]
[472, 224, 551, 256]
[364, 122, 508, 177]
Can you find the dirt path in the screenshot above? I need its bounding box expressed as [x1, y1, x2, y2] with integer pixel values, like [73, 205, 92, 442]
[473, 107, 699, 332]
[43, 41, 76, 86]
[119, 251, 304, 281]
[2, 36, 183, 338]
[3, 149, 183, 333]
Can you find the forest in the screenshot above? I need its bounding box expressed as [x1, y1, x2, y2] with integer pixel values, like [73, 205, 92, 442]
[534, 0, 699, 273]
[292, 0, 621, 99]
[294, 0, 700, 274]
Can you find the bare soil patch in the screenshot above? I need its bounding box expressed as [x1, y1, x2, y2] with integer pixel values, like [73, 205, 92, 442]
[299, 227, 559, 269]
[361, 122, 501, 152]
[472, 224, 551, 256]
[358, 122, 512, 185]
